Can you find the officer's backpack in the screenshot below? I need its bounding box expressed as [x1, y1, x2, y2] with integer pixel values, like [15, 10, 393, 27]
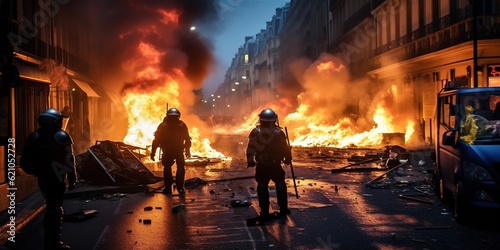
[20, 143, 37, 175]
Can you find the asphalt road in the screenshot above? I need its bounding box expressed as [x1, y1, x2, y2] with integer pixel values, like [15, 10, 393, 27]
[4, 147, 500, 250]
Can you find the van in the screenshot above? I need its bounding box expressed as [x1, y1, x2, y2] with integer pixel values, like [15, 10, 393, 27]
[434, 87, 500, 223]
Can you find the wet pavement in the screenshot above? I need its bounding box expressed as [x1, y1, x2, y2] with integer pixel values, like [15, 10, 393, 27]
[3, 146, 500, 249]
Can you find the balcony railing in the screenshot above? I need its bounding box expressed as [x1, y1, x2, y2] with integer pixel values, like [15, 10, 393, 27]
[371, 9, 499, 70]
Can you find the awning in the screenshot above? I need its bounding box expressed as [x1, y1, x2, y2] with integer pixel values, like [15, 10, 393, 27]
[71, 78, 100, 98]
[16, 64, 51, 83]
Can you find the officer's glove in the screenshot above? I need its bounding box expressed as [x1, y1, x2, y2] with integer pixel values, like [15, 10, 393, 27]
[185, 149, 191, 158]
[150, 154, 156, 161]
[247, 160, 256, 168]
[284, 158, 292, 165]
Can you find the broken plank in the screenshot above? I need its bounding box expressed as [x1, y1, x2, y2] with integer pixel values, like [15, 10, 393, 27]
[398, 194, 434, 204]
[415, 225, 452, 230]
[331, 167, 387, 173]
[365, 161, 408, 186]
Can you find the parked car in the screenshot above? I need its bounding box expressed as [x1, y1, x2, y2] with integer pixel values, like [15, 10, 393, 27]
[434, 86, 500, 224]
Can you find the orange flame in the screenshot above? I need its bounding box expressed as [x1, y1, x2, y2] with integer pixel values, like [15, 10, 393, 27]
[122, 68, 227, 158]
[120, 12, 225, 158]
[285, 103, 413, 147]
[122, 22, 416, 152]
[224, 57, 416, 148]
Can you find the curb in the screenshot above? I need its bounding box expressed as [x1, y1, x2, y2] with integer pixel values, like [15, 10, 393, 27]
[0, 192, 46, 248]
[0, 181, 164, 248]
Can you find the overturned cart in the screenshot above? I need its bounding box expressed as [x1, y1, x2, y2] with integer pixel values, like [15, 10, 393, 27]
[76, 140, 162, 185]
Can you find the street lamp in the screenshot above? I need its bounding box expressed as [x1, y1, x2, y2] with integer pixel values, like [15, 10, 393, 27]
[241, 74, 253, 111]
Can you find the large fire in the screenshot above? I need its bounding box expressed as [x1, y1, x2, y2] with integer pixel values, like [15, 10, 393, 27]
[285, 104, 415, 147]
[281, 58, 415, 147]
[120, 9, 225, 159]
[119, 9, 416, 156]
[121, 54, 226, 158]
[217, 55, 416, 148]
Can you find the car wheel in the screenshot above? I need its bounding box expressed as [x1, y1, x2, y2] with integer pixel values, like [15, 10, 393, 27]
[454, 180, 470, 224]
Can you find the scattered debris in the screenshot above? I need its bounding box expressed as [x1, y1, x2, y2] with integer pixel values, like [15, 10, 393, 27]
[229, 199, 251, 207]
[206, 176, 255, 183]
[144, 206, 153, 211]
[185, 156, 210, 166]
[185, 155, 228, 166]
[76, 140, 162, 185]
[185, 177, 208, 189]
[347, 154, 380, 163]
[172, 203, 186, 213]
[331, 166, 386, 173]
[365, 161, 409, 187]
[143, 219, 152, 224]
[414, 226, 452, 230]
[410, 238, 426, 243]
[398, 194, 434, 204]
[63, 209, 98, 222]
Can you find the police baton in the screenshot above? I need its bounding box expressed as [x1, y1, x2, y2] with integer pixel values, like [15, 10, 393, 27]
[285, 127, 299, 199]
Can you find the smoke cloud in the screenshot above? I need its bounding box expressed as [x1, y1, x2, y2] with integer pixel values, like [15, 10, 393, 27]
[79, 0, 219, 93]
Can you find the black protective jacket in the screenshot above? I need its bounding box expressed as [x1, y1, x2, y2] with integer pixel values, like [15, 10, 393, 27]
[20, 126, 75, 183]
[246, 125, 291, 166]
[152, 117, 191, 154]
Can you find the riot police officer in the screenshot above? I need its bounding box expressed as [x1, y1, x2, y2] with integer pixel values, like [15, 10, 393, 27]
[246, 108, 292, 216]
[20, 108, 76, 250]
[150, 108, 191, 195]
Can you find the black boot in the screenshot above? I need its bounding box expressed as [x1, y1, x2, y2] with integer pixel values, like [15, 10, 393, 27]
[176, 164, 186, 195]
[44, 207, 70, 250]
[162, 185, 172, 195]
[276, 181, 290, 217]
[257, 183, 270, 216]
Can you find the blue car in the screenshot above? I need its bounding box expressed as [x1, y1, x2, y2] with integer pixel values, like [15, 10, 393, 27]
[434, 87, 500, 224]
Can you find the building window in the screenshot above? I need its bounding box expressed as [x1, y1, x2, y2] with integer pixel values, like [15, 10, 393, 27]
[244, 54, 249, 64]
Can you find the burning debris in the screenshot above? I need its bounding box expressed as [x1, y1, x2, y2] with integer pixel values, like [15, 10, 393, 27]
[101, 2, 421, 160]
[76, 140, 162, 185]
[185, 155, 225, 166]
[295, 145, 408, 173]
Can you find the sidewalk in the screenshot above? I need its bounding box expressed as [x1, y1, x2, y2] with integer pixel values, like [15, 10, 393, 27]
[0, 180, 164, 248]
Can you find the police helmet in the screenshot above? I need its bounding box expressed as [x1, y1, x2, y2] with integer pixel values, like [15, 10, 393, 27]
[38, 108, 66, 128]
[258, 108, 277, 122]
[167, 108, 181, 118]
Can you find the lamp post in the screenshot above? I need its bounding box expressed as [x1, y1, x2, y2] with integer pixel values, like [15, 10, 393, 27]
[231, 84, 240, 119]
[470, 0, 478, 88]
[241, 75, 253, 111]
